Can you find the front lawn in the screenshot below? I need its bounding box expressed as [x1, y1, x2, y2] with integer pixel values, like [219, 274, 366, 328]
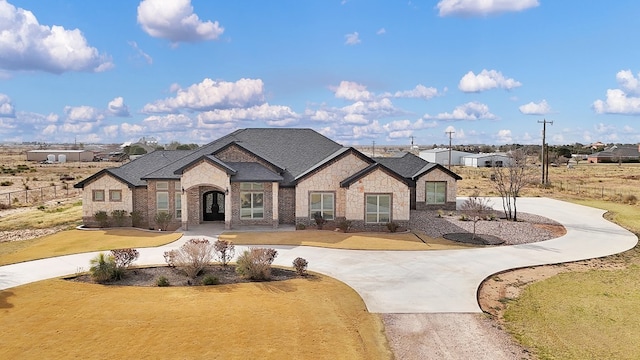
[0, 276, 392, 359]
[220, 230, 475, 251]
[0, 229, 181, 266]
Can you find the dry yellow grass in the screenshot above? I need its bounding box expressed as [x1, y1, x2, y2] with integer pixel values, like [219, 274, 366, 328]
[0, 229, 181, 265]
[0, 201, 82, 231]
[0, 277, 392, 359]
[220, 230, 475, 251]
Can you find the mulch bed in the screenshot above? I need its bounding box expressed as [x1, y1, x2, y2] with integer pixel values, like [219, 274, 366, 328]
[443, 233, 505, 246]
[68, 265, 299, 287]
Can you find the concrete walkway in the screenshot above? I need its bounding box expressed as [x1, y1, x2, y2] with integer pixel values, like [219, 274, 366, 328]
[0, 198, 636, 313]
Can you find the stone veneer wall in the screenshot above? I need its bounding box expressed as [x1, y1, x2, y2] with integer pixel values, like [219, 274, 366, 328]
[229, 182, 274, 227]
[295, 152, 369, 224]
[415, 168, 458, 210]
[278, 187, 296, 224]
[81, 173, 133, 227]
[344, 168, 410, 230]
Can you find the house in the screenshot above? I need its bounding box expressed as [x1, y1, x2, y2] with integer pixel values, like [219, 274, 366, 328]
[462, 153, 512, 167]
[419, 148, 471, 166]
[26, 149, 94, 162]
[74, 128, 461, 231]
[587, 145, 640, 163]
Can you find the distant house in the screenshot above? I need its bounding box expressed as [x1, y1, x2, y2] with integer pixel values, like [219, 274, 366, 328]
[419, 148, 471, 166]
[26, 149, 94, 162]
[461, 153, 512, 168]
[587, 145, 640, 163]
[75, 128, 462, 231]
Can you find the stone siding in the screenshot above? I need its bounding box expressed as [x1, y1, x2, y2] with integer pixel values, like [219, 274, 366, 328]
[344, 168, 410, 222]
[80, 173, 133, 227]
[415, 168, 458, 210]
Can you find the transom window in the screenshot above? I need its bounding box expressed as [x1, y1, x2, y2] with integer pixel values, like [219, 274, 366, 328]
[156, 181, 169, 191]
[366, 194, 391, 223]
[92, 190, 105, 202]
[310, 192, 334, 220]
[109, 190, 122, 202]
[240, 183, 264, 219]
[426, 182, 447, 204]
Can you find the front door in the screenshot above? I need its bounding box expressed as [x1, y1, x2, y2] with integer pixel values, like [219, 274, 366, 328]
[203, 191, 225, 221]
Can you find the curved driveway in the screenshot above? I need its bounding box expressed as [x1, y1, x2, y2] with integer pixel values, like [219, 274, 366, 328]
[0, 198, 637, 313]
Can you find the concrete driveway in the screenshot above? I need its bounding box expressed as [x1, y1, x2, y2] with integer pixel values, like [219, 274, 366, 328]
[0, 198, 636, 313]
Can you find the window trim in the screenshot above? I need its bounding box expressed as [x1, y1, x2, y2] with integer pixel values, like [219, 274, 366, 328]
[425, 181, 447, 205]
[92, 189, 105, 202]
[109, 189, 122, 202]
[365, 193, 392, 224]
[309, 192, 335, 221]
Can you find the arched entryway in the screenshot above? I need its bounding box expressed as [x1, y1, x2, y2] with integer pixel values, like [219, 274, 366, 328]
[203, 191, 225, 221]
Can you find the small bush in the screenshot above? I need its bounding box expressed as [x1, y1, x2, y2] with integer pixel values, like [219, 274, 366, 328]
[292, 257, 308, 277]
[201, 275, 219, 286]
[485, 213, 497, 221]
[163, 238, 214, 278]
[0, 203, 11, 210]
[0, 181, 13, 186]
[111, 248, 139, 269]
[156, 276, 170, 287]
[94, 210, 110, 228]
[236, 248, 278, 280]
[155, 211, 172, 231]
[337, 220, 352, 233]
[89, 252, 116, 283]
[296, 223, 306, 230]
[623, 194, 638, 205]
[214, 239, 235, 267]
[436, 210, 444, 218]
[130, 210, 143, 228]
[111, 210, 128, 227]
[313, 212, 326, 230]
[386, 221, 399, 233]
[459, 214, 470, 221]
[37, 205, 46, 211]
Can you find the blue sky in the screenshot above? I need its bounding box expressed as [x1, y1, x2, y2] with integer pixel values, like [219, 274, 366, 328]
[1, 0, 639, 146]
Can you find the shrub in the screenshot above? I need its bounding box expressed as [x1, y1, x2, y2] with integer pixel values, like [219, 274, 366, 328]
[338, 220, 352, 233]
[459, 214, 470, 221]
[236, 248, 278, 280]
[111, 210, 128, 227]
[89, 252, 116, 283]
[94, 210, 110, 228]
[201, 275, 219, 286]
[155, 211, 172, 231]
[623, 194, 638, 205]
[111, 248, 139, 269]
[295, 223, 306, 230]
[437, 210, 444, 218]
[130, 210, 143, 228]
[386, 221, 399, 233]
[37, 205, 46, 211]
[0, 181, 13, 186]
[313, 212, 326, 230]
[163, 238, 214, 278]
[156, 276, 170, 287]
[0, 203, 11, 210]
[214, 239, 235, 267]
[292, 257, 308, 276]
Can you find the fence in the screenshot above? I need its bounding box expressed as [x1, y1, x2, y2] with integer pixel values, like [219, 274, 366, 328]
[552, 181, 636, 200]
[0, 184, 81, 206]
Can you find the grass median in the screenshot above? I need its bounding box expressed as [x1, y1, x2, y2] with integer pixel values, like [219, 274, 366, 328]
[0, 229, 182, 266]
[0, 276, 392, 359]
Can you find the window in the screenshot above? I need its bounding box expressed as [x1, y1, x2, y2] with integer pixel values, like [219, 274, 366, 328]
[92, 190, 105, 202]
[240, 183, 264, 219]
[310, 192, 334, 220]
[175, 191, 182, 218]
[426, 182, 447, 205]
[156, 181, 169, 191]
[157, 192, 169, 213]
[366, 194, 391, 223]
[109, 190, 122, 202]
[175, 181, 181, 191]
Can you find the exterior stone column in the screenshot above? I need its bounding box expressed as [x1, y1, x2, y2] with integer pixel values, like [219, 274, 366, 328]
[272, 182, 279, 228]
[224, 178, 232, 230]
[181, 191, 188, 230]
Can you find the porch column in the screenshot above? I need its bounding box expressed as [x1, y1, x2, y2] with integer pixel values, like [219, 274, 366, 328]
[224, 178, 232, 230]
[272, 182, 279, 228]
[181, 191, 188, 230]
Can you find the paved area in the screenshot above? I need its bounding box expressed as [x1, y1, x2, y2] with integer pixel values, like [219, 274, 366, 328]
[0, 198, 636, 313]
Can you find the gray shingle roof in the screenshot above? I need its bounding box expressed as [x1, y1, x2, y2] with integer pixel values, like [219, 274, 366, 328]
[373, 152, 429, 178]
[227, 162, 284, 182]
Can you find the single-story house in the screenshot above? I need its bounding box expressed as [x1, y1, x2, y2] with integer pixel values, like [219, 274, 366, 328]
[75, 128, 461, 231]
[26, 149, 94, 162]
[462, 153, 512, 167]
[419, 148, 471, 166]
[587, 145, 640, 163]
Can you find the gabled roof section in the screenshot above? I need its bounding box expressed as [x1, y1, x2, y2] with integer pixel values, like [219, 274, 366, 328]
[412, 163, 462, 181]
[373, 152, 429, 179]
[212, 141, 285, 173]
[170, 155, 237, 177]
[227, 162, 284, 182]
[340, 163, 411, 188]
[74, 168, 134, 189]
[295, 147, 373, 181]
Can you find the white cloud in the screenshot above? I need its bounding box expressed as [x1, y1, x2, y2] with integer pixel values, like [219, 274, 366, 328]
[388, 84, 439, 100]
[63, 105, 104, 122]
[616, 70, 640, 94]
[437, 0, 539, 17]
[333, 81, 373, 101]
[495, 129, 513, 143]
[121, 122, 144, 134]
[459, 69, 522, 92]
[103, 125, 120, 138]
[593, 89, 640, 115]
[344, 32, 361, 45]
[61, 122, 94, 134]
[128, 41, 153, 65]
[519, 100, 551, 115]
[137, 0, 224, 44]
[343, 114, 368, 124]
[0, 1, 113, 73]
[142, 78, 265, 113]
[197, 103, 298, 124]
[108, 97, 130, 117]
[307, 109, 340, 122]
[342, 98, 396, 116]
[376, 28, 386, 35]
[352, 120, 384, 139]
[387, 130, 413, 139]
[143, 113, 193, 131]
[0, 93, 15, 118]
[424, 102, 497, 120]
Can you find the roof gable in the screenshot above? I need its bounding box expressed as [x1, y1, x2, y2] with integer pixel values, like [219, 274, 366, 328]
[340, 163, 411, 188]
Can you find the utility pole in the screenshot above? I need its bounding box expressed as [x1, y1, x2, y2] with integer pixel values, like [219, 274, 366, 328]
[410, 136, 415, 151]
[445, 130, 455, 170]
[538, 119, 553, 185]
[372, 141, 376, 157]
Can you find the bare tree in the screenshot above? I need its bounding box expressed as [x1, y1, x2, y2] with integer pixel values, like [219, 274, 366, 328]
[492, 148, 533, 221]
[460, 193, 493, 240]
